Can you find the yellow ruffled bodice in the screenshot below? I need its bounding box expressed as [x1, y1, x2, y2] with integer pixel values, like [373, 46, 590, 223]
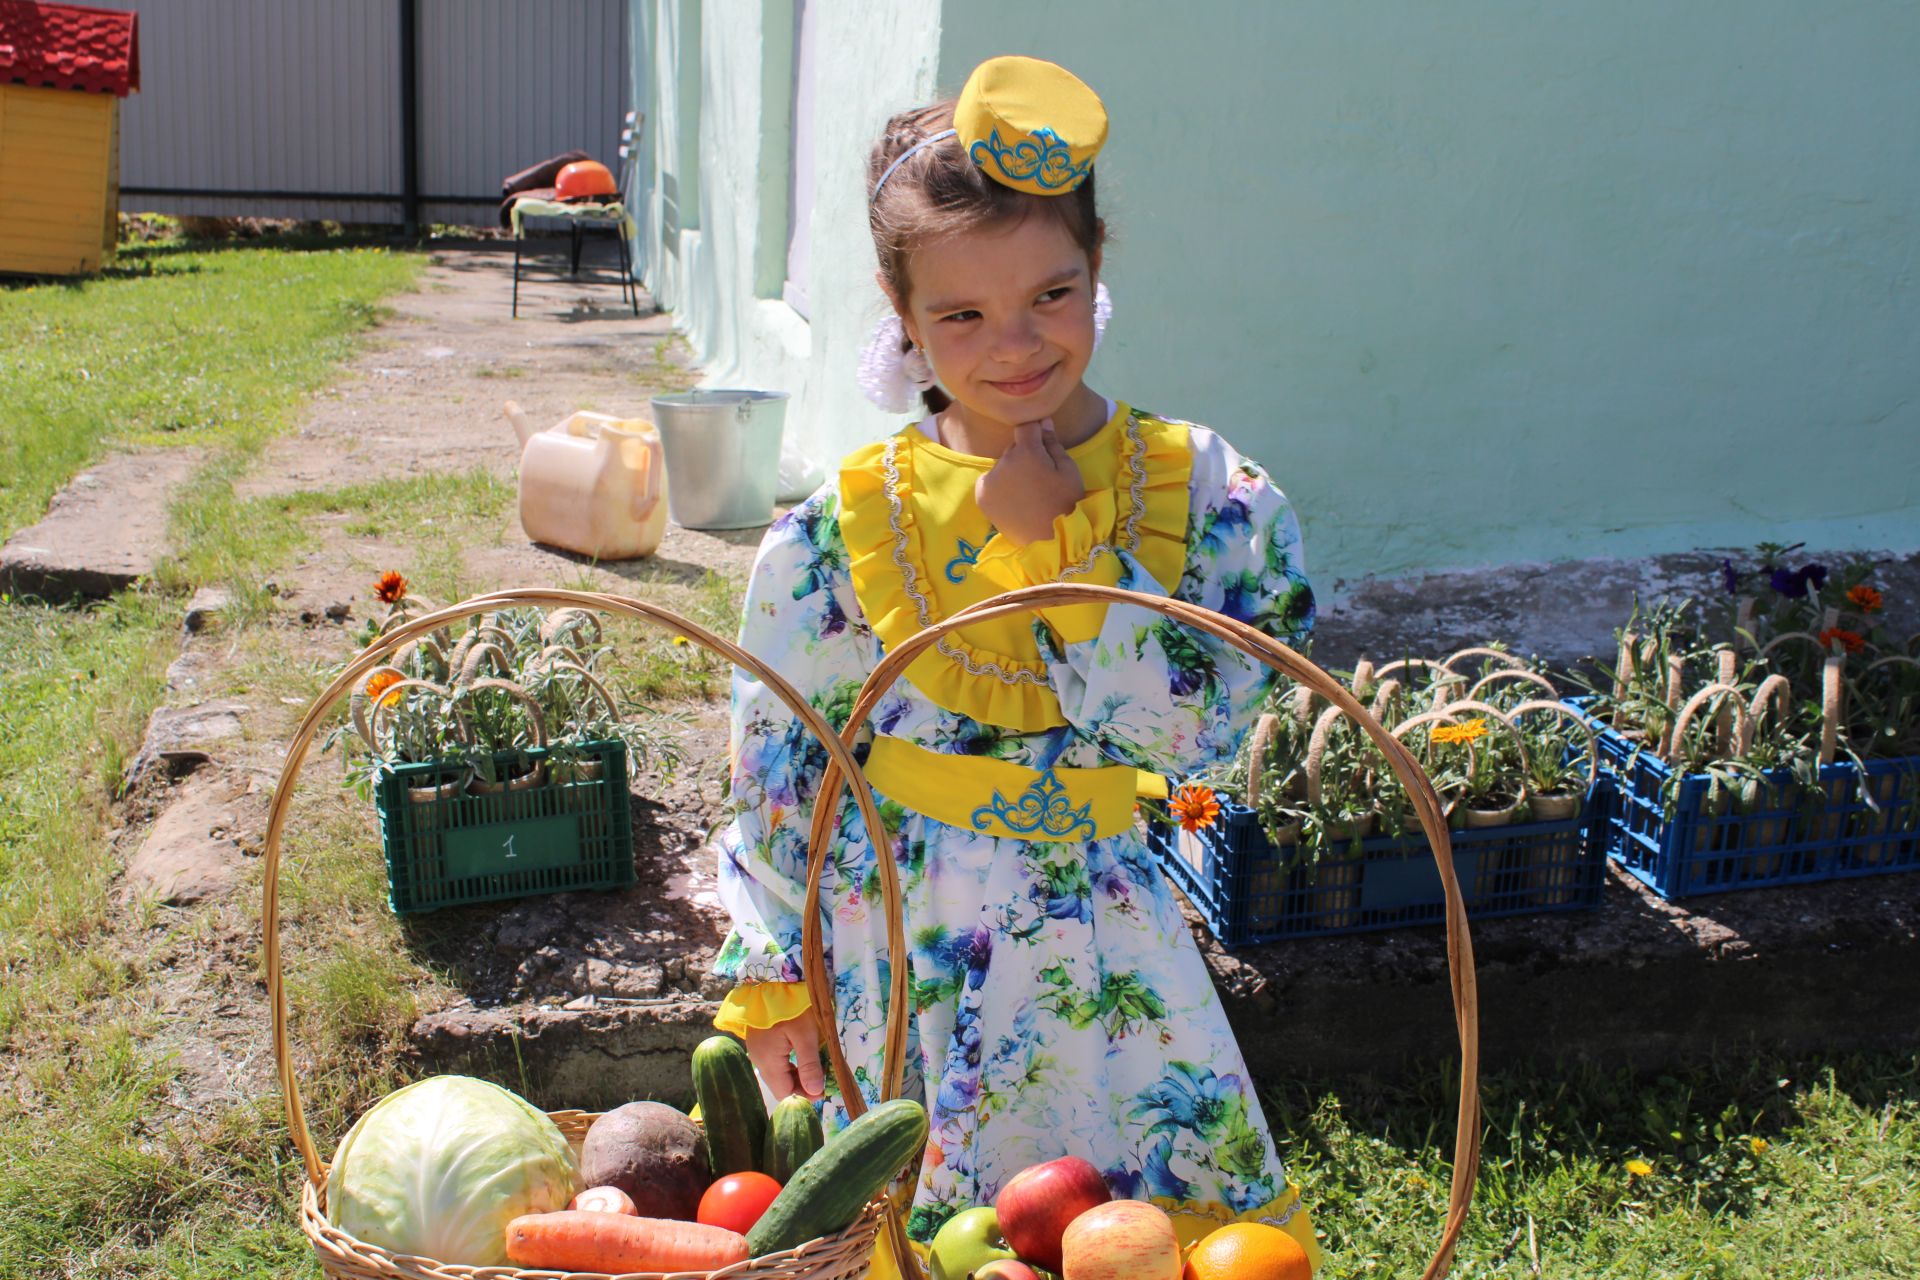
[838, 402, 1191, 732]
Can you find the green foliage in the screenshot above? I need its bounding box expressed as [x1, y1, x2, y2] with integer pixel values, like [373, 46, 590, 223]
[0, 240, 418, 541]
[1270, 1053, 1920, 1278]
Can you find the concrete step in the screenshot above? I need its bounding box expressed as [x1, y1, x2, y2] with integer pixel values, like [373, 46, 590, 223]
[0, 450, 199, 603]
[402, 848, 1919, 1107]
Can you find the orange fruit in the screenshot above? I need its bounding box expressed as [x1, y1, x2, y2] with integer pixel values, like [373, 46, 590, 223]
[1182, 1222, 1313, 1280]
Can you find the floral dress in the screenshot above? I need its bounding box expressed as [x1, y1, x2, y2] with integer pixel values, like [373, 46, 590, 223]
[711, 401, 1319, 1264]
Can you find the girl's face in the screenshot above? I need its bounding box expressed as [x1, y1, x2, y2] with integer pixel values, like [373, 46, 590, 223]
[896, 213, 1100, 428]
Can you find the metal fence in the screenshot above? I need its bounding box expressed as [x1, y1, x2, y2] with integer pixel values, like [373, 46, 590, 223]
[117, 0, 630, 228]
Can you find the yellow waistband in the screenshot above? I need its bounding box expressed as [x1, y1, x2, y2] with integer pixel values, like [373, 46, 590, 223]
[865, 736, 1161, 843]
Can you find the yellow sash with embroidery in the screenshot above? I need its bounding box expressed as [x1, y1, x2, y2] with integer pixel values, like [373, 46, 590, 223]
[864, 736, 1163, 842]
[839, 403, 1191, 732]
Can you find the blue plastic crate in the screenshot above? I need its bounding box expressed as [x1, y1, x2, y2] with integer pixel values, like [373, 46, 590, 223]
[1145, 783, 1609, 946]
[1564, 698, 1920, 899]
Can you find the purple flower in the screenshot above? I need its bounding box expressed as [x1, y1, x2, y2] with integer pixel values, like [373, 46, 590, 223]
[1721, 559, 1739, 594]
[1769, 563, 1829, 599]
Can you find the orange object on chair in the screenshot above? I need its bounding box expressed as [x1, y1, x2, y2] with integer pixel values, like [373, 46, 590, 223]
[554, 160, 618, 202]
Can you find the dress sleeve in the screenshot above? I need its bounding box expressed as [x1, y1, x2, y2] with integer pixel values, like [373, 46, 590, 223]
[711, 489, 876, 998]
[989, 427, 1315, 778]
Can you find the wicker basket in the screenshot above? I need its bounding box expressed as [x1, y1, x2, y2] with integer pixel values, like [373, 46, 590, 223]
[262, 589, 912, 1280]
[802, 584, 1484, 1280]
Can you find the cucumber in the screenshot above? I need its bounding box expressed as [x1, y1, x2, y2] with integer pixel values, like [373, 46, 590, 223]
[745, 1098, 929, 1256]
[763, 1093, 826, 1183]
[691, 1035, 769, 1177]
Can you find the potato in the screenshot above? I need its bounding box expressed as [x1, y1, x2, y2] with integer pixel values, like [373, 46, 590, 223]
[580, 1102, 711, 1220]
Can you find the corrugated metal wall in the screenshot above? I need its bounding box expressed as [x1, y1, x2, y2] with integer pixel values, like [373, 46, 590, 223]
[116, 0, 628, 226]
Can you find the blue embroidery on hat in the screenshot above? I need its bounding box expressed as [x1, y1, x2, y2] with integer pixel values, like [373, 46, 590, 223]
[972, 769, 1097, 840]
[969, 127, 1090, 192]
[944, 536, 985, 583]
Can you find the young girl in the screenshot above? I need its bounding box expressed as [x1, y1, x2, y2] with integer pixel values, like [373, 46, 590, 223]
[710, 56, 1320, 1271]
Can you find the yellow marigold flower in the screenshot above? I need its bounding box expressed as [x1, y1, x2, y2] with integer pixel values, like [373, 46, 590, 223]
[364, 669, 404, 705]
[1625, 1158, 1653, 1178]
[1847, 584, 1883, 613]
[1170, 784, 1221, 833]
[374, 570, 409, 604]
[1431, 718, 1489, 746]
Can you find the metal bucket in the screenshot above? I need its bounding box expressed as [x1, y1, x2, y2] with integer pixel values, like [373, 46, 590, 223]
[648, 389, 790, 530]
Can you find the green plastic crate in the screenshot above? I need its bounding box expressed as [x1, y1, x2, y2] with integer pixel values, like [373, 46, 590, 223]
[372, 740, 633, 914]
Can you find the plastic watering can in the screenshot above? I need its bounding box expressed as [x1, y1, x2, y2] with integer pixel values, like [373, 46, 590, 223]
[505, 401, 669, 560]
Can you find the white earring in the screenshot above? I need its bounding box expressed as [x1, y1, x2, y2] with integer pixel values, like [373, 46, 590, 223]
[857, 312, 937, 413]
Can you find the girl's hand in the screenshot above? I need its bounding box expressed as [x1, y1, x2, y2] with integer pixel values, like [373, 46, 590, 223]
[976, 418, 1084, 547]
[742, 1013, 826, 1100]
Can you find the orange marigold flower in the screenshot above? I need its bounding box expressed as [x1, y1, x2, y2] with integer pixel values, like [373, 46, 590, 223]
[364, 669, 404, 704]
[1170, 784, 1221, 833]
[1818, 626, 1866, 654]
[1847, 584, 1883, 613]
[374, 570, 409, 604]
[1431, 718, 1489, 746]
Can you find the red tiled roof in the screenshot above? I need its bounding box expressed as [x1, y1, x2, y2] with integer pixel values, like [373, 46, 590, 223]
[0, 2, 139, 96]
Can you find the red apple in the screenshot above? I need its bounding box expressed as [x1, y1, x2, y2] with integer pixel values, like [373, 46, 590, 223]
[973, 1262, 1044, 1280]
[994, 1156, 1111, 1272]
[1060, 1200, 1181, 1280]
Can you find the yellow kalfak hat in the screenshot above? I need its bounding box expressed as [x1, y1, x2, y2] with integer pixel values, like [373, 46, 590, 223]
[954, 55, 1107, 196]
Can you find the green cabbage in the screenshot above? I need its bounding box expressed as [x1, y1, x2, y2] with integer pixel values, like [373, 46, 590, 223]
[326, 1075, 580, 1265]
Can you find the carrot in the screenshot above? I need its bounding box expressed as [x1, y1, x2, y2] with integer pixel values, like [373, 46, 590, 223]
[504, 1210, 750, 1272]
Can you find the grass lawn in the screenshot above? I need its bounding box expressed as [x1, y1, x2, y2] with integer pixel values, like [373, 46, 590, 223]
[1, 233, 1916, 1279]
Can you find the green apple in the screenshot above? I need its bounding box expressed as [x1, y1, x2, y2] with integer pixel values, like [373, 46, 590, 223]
[929, 1206, 1019, 1280]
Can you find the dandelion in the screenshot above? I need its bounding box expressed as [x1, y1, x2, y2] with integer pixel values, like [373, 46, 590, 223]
[1169, 784, 1221, 833]
[364, 669, 404, 705]
[1625, 1158, 1653, 1178]
[1431, 718, 1489, 746]
[671, 635, 691, 647]
[1818, 627, 1866, 655]
[1749, 1137, 1769, 1156]
[374, 570, 409, 604]
[1847, 584, 1884, 613]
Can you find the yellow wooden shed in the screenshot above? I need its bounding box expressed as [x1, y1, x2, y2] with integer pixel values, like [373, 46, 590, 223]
[0, 1, 139, 276]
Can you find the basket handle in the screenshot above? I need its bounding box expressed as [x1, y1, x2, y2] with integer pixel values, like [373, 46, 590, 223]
[1820, 654, 1844, 766]
[448, 676, 550, 752]
[1505, 699, 1601, 789]
[1464, 668, 1560, 704]
[1245, 712, 1282, 801]
[261, 589, 896, 1195]
[1747, 674, 1795, 750]
[1666, 682, 1755, 763]
[805, 585, 1481, 1280]
[1440, 646, 1526, 675]
[1370, 655, 1460, 686]
[1416, 698, 1533, 809]
[363, 676, 453, 758]
[1389, 708, 1482, 800]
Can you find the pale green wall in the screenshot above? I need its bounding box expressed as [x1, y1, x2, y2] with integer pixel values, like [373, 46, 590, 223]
[633, 0, 942, 498]
[941, 1, 1920, 586]
[637, 1, 1919, 589]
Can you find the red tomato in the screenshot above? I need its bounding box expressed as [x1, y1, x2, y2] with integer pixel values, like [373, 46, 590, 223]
[697, 1171, 783, 1235]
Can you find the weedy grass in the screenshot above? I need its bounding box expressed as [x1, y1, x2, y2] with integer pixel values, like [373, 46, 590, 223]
[1268, 1052, 1920, 1278]
[0, 238, 418, 539]
[0, 235, 425, 1278]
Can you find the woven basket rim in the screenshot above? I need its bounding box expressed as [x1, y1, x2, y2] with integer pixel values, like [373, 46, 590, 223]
[301, 1159, 889, 1280]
